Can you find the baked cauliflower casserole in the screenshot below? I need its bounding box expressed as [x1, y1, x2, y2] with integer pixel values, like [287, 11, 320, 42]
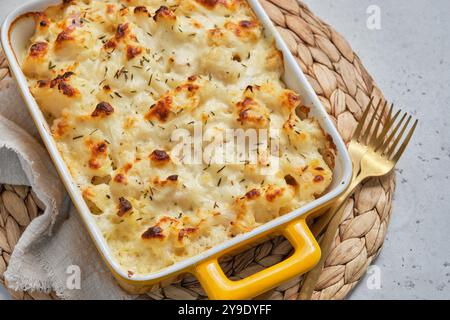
[21, 0, 335, 275]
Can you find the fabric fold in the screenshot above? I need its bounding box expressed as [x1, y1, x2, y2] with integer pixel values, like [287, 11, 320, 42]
[0, 78, 131, 299]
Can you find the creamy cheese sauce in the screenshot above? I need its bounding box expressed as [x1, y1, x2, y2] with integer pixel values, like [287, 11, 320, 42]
[21, 0, 334, 275]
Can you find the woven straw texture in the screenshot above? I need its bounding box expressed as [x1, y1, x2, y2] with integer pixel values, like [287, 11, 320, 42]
[0, 0, 395, 300]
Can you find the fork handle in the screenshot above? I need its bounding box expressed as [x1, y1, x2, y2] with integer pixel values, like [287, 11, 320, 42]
[298, 174, 365, 300]
[311, 174, 365, 238]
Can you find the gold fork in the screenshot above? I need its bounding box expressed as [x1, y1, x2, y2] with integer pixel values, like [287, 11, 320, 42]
[298, 99, 418, 300]
[311, 98, 392, 237]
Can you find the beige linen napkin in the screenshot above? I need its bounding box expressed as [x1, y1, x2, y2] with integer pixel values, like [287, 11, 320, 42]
[0, 76, 132, 299]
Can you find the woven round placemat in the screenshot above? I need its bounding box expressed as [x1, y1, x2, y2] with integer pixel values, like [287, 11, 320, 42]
[0, 0, 395, 300]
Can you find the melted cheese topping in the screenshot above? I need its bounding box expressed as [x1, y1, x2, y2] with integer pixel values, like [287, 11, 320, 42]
[22, 0, 335, 275]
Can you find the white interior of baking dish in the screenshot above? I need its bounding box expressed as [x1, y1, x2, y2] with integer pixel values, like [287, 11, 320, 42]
[1, 0, 352, 282]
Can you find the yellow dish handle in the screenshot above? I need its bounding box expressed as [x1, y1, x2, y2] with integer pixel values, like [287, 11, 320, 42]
[193, 218, 320, 300]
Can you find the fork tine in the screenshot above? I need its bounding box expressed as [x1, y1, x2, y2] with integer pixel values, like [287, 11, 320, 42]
[374, 106, 401, 151]
[353, 97, 373, 141]
[361, 99, 383, 144]
[392, 119, 418, 162]
[368, 101, 388, 147]
[378, 112, 407, 154]
[386, 115, 412, 157]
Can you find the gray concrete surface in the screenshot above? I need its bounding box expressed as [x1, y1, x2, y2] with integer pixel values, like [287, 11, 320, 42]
[303, 0, 450, 300]
[1, 0, 449, 300]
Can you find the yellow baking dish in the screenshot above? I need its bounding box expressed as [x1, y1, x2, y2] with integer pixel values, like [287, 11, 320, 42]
[1, 0, 352, 300]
